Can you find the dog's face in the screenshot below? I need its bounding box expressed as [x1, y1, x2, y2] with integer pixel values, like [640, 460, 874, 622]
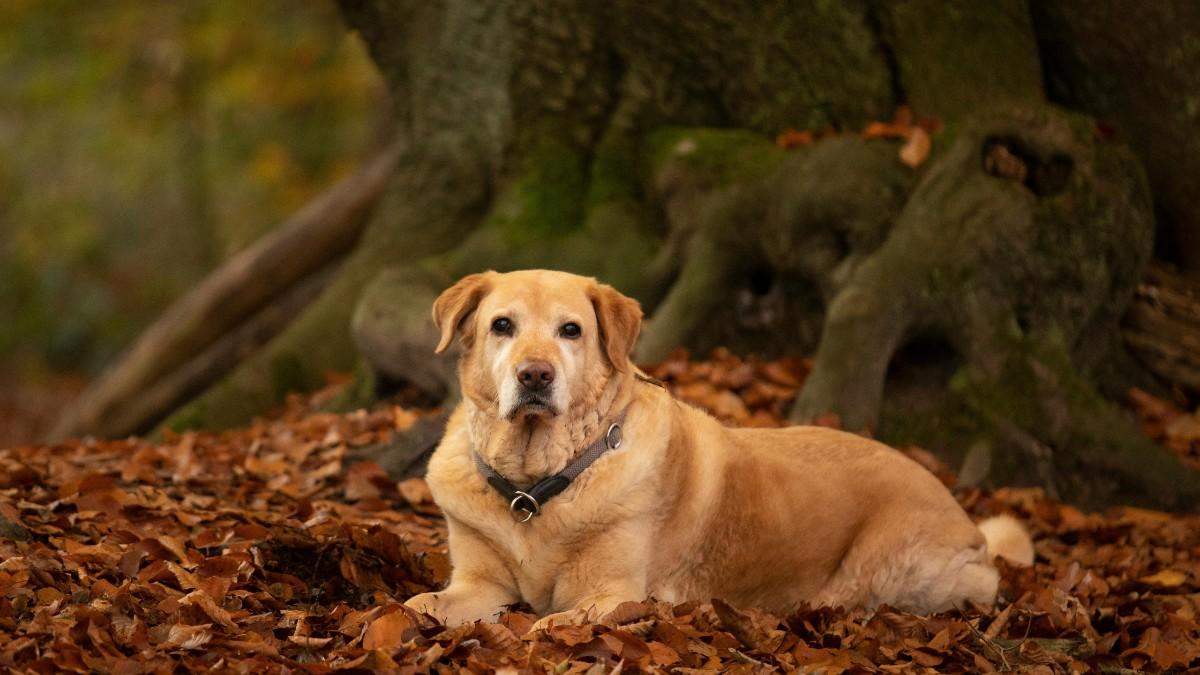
[432, 270, 642, 422]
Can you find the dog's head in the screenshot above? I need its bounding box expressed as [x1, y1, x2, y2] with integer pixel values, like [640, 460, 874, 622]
[432, 270, 642, 423]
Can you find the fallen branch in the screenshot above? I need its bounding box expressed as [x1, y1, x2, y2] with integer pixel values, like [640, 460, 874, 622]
[98, 261, 340, 437]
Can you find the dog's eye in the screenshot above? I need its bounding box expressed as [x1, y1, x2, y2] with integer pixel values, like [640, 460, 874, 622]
[560, 322, 581, 339]
[491, 317, 513, 336]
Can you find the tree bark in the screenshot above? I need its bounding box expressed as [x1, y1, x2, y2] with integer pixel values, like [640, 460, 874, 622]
[1032, 0, 1200, 274]
[1122, 264, 1200, 394]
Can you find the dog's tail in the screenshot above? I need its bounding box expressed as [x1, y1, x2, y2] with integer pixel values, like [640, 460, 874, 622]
[977, 514, 1034, 566]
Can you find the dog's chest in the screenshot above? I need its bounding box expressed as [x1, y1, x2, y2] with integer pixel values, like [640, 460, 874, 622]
[467, 506, 587, 612]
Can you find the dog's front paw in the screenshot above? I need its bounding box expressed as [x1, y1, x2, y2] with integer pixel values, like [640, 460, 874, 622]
[529, 607, 593, 633]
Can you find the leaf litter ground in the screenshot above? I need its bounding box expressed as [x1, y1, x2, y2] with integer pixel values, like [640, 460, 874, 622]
[1, 350, 1198, 673]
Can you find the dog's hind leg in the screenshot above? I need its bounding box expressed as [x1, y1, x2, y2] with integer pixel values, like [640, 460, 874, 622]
[812, 513, 998, 614]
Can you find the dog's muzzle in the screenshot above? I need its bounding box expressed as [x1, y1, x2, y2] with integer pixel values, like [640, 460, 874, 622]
[508, 391, 558, 419]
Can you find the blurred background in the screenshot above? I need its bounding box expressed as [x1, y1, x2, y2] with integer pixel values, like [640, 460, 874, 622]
[0, 0, 384, 444]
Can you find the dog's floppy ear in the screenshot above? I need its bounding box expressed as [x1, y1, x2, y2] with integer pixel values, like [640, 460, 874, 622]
[432, 272, 494, 353]
[589, 282, 643, 372]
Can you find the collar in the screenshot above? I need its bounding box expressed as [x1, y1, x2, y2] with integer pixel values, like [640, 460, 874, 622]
[473, 413, 626, 523]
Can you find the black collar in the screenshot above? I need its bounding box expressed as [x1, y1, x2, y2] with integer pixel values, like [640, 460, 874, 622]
[472, 414, 626, 522]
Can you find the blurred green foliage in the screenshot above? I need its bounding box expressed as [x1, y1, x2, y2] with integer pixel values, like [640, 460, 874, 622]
[0, 0, 383, 377]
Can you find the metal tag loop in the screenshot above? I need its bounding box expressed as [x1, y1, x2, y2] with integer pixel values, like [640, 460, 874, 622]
[509, 491, 540, 523]
[605, 423, 622, 450]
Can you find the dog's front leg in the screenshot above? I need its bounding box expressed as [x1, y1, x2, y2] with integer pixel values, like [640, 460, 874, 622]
[405, 519, 518, 625]
[529, 529, 648, 632]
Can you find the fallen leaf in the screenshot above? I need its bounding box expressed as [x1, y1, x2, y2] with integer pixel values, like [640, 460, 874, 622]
[775, 129, 814, 149]
[899, 127, 931, 168]
[398, 478, 433, 506]
[1139, 569, 1187, 588]
[180, 590, 236, 629]
[288, 635, 333, 648]
[160, 624, 213, 651]
[362, 610, 414, 650]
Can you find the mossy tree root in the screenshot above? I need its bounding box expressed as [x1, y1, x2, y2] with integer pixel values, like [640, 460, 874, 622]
[791, 105, 1199, 508]
[938, 338, 1200, 511]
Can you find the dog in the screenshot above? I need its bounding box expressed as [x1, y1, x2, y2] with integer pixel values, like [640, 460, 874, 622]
[405, 269, 1032, 628]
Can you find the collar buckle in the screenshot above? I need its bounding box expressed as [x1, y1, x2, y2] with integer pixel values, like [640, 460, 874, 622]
[509, 491, 540, 523]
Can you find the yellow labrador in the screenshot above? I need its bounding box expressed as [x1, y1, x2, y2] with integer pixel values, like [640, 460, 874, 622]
[406, 270, 1031, 628]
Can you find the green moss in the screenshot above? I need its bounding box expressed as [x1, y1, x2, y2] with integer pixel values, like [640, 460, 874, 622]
[569, 202, 659, 289]
[586, 136, 640, 208]
[432, 126, 659, 285]
[485, 122, 588, 245]
[269, 353, 312, 401]
[517, 143, 586, 237]
[715, 0, 893, 131]
[646, 127, 786, 186]
[882, 0, 1043, 122]
[163, 398, 209, 434]
[923, 121, 962, 167]
[884, 331, 1070, 460]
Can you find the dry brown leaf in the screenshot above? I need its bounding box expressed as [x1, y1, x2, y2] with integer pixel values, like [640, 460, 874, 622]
[862, 120, 906, 140]
[759, 361, 803, 388]
[469, 622, 523, 654]
[160, 623, 213, 651]
[899, 127, 931, 168]
[180, 590, 236, 629]
[549, 623, 595, 646]
[602, 601, 654, 626]
[392, 405, 419, 431]
[927, 626, 951, 651]
[712, 598, 785, 653]
[362, 609, 414, 650]
[344, 461, 392, 501]
[712, 390, 750, 421]
[398, 477, 433, 506]
[1139, 569, 1188, 588]
[164, 560, 201, 590]
[288, 634, 333, 648]
[775, 129, 815, 149]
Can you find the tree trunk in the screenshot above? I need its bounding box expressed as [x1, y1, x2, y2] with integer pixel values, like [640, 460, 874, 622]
[67, 0, 1200, 511]
[1032, 1, 1200, 275]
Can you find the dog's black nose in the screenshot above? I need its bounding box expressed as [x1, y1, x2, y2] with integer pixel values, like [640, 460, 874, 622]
[517, 361, 555, 391]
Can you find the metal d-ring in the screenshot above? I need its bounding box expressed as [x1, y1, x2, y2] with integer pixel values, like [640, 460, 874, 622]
[509, 491, 540, 523]
[605, 423, 622, 450]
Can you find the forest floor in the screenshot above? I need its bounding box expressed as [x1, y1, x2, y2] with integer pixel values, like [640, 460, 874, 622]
[1, 351, 1199, 673]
